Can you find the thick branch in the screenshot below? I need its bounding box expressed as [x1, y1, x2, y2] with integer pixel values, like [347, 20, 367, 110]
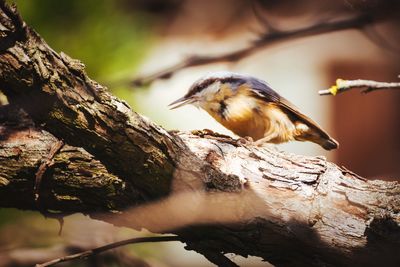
[1, 108, 399, 266]
[0, 1, 184, 200]
[0, 105, 138, 212]
[319, 78, 400, 95]
[131, 15, 372, 86]
[0, 3, 399, 267]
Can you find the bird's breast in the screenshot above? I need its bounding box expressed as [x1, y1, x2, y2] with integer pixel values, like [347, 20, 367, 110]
[203, 97, 297, 142]
[205, 95, 267, 140]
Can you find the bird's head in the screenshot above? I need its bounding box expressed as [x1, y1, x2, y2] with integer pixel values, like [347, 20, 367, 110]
[168, 71, 246, 110]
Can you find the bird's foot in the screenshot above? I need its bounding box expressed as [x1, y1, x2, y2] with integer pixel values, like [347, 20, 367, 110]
[236, 136, 254, 146]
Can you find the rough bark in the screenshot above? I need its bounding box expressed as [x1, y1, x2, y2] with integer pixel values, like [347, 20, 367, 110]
[0, 3, 399, 267]
[0, 105, 136, 212]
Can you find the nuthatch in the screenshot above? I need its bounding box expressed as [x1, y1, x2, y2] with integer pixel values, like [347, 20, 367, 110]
[169, 71, 338, 150]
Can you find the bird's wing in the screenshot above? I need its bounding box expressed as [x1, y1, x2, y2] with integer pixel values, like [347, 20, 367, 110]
[248, 78, 331, 139]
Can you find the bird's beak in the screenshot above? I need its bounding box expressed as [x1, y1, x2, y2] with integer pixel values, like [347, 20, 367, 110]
[168, 96, 197, 110]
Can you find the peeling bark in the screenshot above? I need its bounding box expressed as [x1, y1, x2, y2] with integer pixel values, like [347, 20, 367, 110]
[0, 3, 399, 267]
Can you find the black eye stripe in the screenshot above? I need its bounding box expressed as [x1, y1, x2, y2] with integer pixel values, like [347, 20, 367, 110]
[187, 77, 243, 97]
[218, 100, 228, 119]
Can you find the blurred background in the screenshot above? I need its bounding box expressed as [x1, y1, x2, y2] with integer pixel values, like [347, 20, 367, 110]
[1, 0, 399, 266]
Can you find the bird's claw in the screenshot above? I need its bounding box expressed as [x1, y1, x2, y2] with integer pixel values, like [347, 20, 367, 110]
[237, 136, 254, 146]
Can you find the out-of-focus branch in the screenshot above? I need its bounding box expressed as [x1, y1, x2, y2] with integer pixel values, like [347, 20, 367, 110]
[319, 78, 400, 95]
[131, 15, 372, 86]
[2, 246, 154, 267]
[0, 221, 161, 267]
[36, 235, 180, 267]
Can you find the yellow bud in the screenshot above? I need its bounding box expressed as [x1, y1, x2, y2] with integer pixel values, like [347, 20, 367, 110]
[329, 85, 338, 96]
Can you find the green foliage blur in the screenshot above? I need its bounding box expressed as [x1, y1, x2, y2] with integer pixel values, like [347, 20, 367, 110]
[11, 0, 157, 100]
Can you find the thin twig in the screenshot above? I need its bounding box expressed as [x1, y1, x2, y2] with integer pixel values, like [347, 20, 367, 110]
[33, 139, 67, 236]
[319, 78, 400, 96]
[34, 140, 64, 202]
[35, 235, 182, 267]
[131, 15, 372, 86]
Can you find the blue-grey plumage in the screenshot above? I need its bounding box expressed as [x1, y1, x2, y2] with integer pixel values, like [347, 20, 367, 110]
[169, 71, 338, 150]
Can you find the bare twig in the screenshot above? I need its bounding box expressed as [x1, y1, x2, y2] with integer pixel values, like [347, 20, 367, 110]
[33, 139, 67, 236]
[35, 235, 181, 267]
[34, 140, 65, 202]
[319, 78, 400, 96]
[131, 15, 372, 86]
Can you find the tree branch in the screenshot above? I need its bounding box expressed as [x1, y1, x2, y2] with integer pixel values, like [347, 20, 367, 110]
[0, 0, 183, 200]
[36, 235, 181, 267]
[319, 78, 400, 95]
[131, 15, 373, 86]
[1, 105, 399, 266]
[0, 3, 399, 267]
[0, 105, 138, 212]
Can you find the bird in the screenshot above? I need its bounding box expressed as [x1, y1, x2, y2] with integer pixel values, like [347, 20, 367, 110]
[169, 71, 338, 150]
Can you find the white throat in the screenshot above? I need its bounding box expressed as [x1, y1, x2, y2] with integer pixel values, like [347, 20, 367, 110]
[198, 81, 221, 102]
